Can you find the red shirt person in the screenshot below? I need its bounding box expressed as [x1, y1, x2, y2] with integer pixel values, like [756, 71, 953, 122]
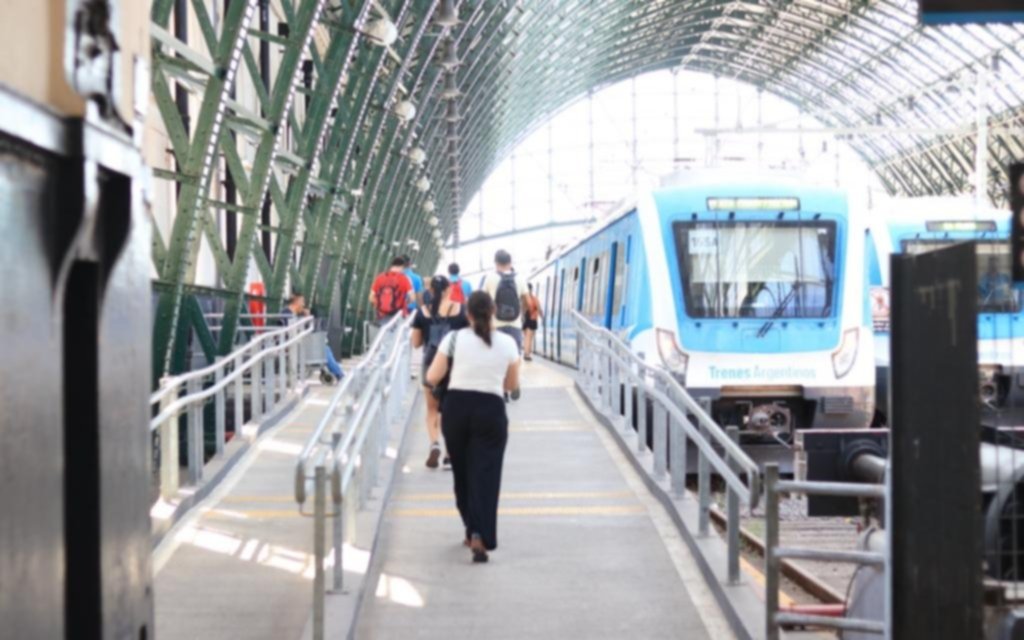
[369, 257, 413, 320]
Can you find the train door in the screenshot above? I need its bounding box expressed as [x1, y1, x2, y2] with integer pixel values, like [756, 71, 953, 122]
[605, 243, 620, 329]
[581, 257, 589, 311]
[593, 250, 606, 323]
[565, 262, 583, 366]
[610, 239, 629, 329]
[556, 267, 566, 361]
[584, 255, 599, 320]
[544, 274, 553, 357]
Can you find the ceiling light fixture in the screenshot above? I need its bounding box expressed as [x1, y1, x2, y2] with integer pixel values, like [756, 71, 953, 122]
[408, 146, 426, 165]
[435, 0, 458, 27]
[393, 99, 417, 122]
[363, 18, 397, 47]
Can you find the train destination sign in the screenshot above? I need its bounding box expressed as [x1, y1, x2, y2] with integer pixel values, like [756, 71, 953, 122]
[924, 220, 997, 233]
[706, 197, 800, 212]
[920, 0, 1024, 25]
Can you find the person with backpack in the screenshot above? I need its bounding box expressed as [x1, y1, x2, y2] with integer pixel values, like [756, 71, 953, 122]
[481, 250, 529, 400]
[447, 262, 473, 304]
[368, 257, 413, 345]
[426, 291, 519, 563]
[401, 254, 425, 311]
[411, 275, 467, 469]
[522, 283, 543, 362]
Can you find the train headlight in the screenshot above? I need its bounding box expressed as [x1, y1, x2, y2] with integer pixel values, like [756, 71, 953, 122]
[979, 365, 1002, 404]
[831, 328, 859, 379]
[656, 328, 689, 376]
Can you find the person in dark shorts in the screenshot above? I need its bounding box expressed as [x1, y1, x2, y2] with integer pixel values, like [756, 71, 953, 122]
[522, 283, 542, 361]
[427, 291, 519, 563]
[411, 275, 467, 469]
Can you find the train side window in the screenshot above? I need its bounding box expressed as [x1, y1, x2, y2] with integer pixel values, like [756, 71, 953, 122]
[575, 264, 584, 311]
[612, 242, 627, 325]
[589, 256, 602, 314]
[568, 266, 579, 314]
[559, 268, 567, 322]
[544, 276, 552, 320]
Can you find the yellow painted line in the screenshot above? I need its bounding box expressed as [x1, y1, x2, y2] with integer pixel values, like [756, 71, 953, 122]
[392, 505, 645, 517]
[397, 490, 633, 502]
[740, 557, 796, 607]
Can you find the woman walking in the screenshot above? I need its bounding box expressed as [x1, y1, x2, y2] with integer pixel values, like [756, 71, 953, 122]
[427, 291, 519, 562]
[411, 275, 467, 469]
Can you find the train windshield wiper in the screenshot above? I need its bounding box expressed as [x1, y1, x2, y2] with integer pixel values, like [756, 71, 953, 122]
[757, 283, 800, 338]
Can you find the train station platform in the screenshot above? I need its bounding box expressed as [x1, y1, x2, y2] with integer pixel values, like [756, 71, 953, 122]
[150, 359, 738, 640]
[357, 361, 730, 639]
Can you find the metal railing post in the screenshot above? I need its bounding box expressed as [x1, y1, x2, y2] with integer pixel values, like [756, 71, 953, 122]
[266, 344, 277, 412]
[333, 491, 344, 591]
[277, 341, 287, 398]
[669, 409, 687, 498]
[292, 330, 301, 389]
[286, 328, 295, 390]
[636, 370, 648, 454]
[159, 380, 179, 499]
[602, 342, 611, 409]
[653, 377, 667, 480]
[214, 357, 226, 457]
[697, 420, 711, 537]
[234, 353, 244, 435]
[587, 336, 596, 398]
[313, 464, 326, 640]
[623, 360, 634, 434]
[765, 463, 780, 640]
[609, 344, 620, 418]
[727, 425, 741, 584]
[186, 378, 203, 485]
[251, 352, 263, 422]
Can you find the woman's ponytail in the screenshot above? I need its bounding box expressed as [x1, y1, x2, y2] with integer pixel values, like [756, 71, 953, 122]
[428, 275, 449, 318]
[467, 290, 495, 347]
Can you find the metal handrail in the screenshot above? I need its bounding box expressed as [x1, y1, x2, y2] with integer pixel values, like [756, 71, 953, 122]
[571, 310, 760, 586]
[294, 313, 407, 501]
[294, 313, 414, 640]
[764, 463, 889, 639]
[150, 318, 314, 430]
[571, 311, 760, 502]
[203, 312, 293, 320]
[148, 316, 315, 501]
[150, 318, 312, 406]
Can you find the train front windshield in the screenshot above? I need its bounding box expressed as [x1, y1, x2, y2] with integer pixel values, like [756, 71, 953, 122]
[675, 221, 837, 319]
[903, 240, 1019, 313]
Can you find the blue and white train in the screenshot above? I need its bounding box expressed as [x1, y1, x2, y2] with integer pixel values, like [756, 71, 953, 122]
[866, 197, 1021, 424]
[530, 171, 875, 447]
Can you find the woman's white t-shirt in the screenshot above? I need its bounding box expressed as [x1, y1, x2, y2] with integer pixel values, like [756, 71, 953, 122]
[438, 328, 518, 397]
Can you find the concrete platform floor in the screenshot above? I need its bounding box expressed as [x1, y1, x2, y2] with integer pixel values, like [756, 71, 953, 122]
[356, 360, 734, 640]
[152, 384, 335, 640]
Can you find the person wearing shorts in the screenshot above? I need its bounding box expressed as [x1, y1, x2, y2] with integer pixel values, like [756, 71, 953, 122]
[522, 283, 542, 361]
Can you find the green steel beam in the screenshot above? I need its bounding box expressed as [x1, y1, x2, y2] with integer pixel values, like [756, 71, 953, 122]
[151, 0, 259, 378]
[215, 0, 332, 356]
